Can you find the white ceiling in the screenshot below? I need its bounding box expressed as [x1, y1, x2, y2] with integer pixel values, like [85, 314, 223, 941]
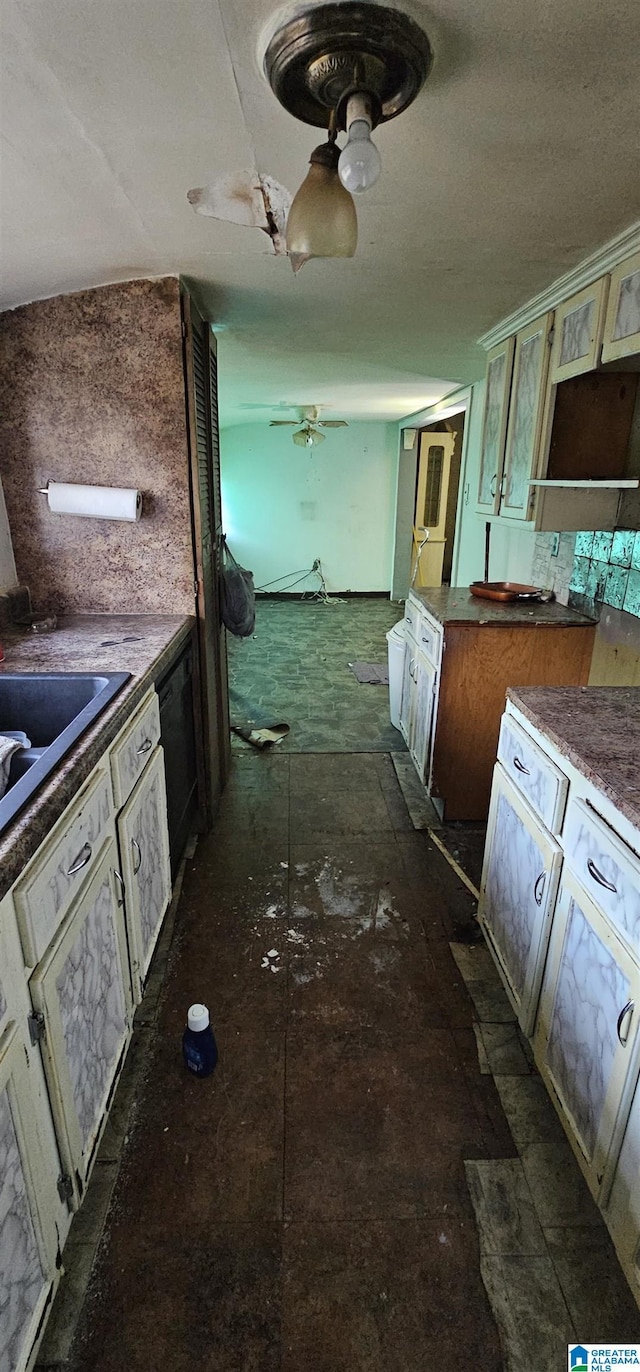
[2, 0, 640, 427]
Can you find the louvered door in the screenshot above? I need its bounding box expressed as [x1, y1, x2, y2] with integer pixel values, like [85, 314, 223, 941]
[182, 287, 230, 823]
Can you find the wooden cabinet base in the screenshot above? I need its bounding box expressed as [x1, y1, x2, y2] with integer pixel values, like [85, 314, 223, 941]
[430, 624, 595, 820]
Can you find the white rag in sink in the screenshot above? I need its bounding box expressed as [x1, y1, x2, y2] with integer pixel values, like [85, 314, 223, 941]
[0, 735, 28, 799]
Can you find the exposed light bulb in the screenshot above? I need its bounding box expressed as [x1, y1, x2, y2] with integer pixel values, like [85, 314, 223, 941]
[306, 431, 313, 447]
[338, 119, 382, 193]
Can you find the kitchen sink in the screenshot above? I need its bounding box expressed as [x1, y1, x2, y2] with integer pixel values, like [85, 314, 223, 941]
[0, 672, 130, 836]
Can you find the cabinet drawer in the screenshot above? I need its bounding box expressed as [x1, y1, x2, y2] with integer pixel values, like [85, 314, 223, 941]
[110, 689, 160, 807]
[14, 765, 114, 966]
[415, 617, 442, 667]
[403, 599, 423, 644]
[564, 798, 640, 952]
[497, 715, 568, 834]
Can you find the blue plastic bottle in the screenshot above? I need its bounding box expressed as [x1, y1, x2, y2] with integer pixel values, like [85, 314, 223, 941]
[182, 1003, 218, 1077]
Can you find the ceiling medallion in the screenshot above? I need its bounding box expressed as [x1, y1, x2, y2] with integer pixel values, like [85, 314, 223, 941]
[263, 3, 433, 131]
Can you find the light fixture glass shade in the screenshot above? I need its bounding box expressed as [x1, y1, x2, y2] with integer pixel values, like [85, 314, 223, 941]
[286, 140, 357, 266]
[293, 427, 325, 446]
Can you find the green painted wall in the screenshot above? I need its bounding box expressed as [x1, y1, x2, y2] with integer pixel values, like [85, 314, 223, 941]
[220, 421, 398, 593]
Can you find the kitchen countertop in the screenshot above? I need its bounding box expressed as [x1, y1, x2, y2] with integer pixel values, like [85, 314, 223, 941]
[411, 586, 595, 628]
[0, 613, 194, 900]
[507, 685, 640, 833]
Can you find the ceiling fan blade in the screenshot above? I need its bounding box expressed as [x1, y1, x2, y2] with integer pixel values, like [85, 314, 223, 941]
[269, 420, 297, 426]
[318, 420, 348, 428]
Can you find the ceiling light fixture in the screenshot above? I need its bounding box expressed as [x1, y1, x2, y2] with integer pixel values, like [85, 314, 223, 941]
[264, 2, 433, 268]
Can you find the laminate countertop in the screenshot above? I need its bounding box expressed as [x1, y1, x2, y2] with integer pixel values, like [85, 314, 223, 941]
[0, 613, 194, 900]
[507, 685, 640, 834]
[412, 586, 595, 628]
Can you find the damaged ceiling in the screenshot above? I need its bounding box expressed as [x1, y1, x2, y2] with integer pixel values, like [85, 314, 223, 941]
[2, 0, 640, 426]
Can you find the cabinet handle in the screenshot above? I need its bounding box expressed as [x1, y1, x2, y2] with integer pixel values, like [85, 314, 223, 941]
[587, 857, 617, 894]
[131, 837, 142, 875]
[617, 999, 635, 1047]
[66, 842, 92, 877]
[136, 737, 153, 756]
[114, 869, 125, 906]
[533, 871, 546, 906]
[490, 473, 497, 498]
[513, 755, 530, 776]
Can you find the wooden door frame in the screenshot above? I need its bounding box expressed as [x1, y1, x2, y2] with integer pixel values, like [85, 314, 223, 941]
[391, 390, 471, 600]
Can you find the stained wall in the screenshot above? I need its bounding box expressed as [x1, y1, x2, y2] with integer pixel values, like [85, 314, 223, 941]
[0, 278, 194, 614]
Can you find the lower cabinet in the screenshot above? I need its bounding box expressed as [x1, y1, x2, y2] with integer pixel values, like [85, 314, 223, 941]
[607, 1072, 640, 1302]
[534, 868, 640, 1198]
[0, 1024, 59, 1372]
[117, 747, 171, 1002]
[409, 651, 437, 785]
[479, 700, 640, 1305]
[1, 682, 177, 1367]
[29, 838, 133, 1207]
[479, 764, 562, 1034]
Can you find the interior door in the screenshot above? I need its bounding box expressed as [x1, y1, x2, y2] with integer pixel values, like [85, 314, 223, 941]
[182, 286, 230, 825]
[412, 433, 456, 587]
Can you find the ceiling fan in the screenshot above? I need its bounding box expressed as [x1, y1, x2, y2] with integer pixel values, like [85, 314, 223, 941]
[269, 405, 348, 447]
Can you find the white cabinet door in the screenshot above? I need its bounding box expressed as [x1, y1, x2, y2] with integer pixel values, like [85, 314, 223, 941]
[499, 312, 553, 521]
[29, 838, 132, 1206]
[399, 640, 415, 745]
[479, 764, 562, 1034]
[117, 747, 171, 1002]
[535, 868, 640, 1199]
[606, 1070, 640, 1302]
[409, 651, 436, 786]
[0, 1025, 58, 1372]
[549, 277, 609, 383]
[601, 251, 640, 362]
[476, 337, 514, 515]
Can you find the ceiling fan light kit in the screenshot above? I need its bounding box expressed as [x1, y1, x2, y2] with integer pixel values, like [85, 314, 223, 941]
[264, 2, 432, 267]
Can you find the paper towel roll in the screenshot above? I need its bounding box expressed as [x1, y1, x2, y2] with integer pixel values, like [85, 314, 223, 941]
[45, 482, 142, 522]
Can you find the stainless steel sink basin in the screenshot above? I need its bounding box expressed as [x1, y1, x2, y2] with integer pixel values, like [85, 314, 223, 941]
[0, 672, 130, 836]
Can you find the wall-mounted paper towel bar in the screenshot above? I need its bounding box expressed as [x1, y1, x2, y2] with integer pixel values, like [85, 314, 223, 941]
[38, 482, 142, 521]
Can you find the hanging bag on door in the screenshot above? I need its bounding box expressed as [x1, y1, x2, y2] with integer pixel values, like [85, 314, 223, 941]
[220, 538, 256, 637]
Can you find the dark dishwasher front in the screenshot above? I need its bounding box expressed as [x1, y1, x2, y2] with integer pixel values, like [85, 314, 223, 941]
[157, 642, 199, 878]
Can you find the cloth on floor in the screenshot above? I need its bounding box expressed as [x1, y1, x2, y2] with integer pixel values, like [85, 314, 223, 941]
[0, 734, 28, 798]
[231, 722, 290, 749]
[229, 688, 290, 749]
[348, 661, 389, 685]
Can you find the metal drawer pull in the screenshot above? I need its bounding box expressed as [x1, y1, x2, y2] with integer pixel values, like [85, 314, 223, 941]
[490, 473, 497, 497]
[114, 869, 125, 906]
[66, 842, 92, 877]
[132, 837, 142, 874]
[587, 858, 617, 893]
[617, 999, 635, 1047]
[533, 871, 546, 906]
[136, 737, 153, 756]
[513, 756, 530, 775]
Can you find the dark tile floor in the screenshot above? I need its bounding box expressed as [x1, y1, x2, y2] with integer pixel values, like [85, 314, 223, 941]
[64, 753, 512, 1372]
[47, 600, 639, 1371]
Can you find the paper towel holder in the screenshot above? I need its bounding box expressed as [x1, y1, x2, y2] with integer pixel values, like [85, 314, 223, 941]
[38, 482, 143, 521]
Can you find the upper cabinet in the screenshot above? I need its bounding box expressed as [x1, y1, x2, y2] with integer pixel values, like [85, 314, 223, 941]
[476, 338, 514, 516]
[549, 277, 609, 384]
[475, 250, 640, 531]
[500, 313, 553, 522]
[601, 251, 640, 362]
